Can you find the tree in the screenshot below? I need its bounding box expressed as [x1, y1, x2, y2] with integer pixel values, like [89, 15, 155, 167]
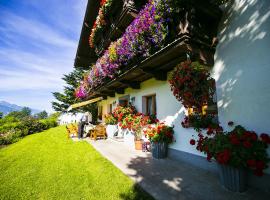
[21, 107, 31, 117]
[6, 107, 32, 120]
[51, 68, 98, 122]
[35, 110, 48, 119]
[0, 112, 3, 119]
[52, 68, 85, 112]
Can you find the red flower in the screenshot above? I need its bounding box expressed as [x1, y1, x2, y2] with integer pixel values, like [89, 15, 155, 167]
[190, 139, 196, 145]
[247, 159, 256, 168]
[250, 132, 258, 141]
[229, 134, 240, 145]
[243, 141, 252, 148]
[254, 169, 263, 176]
[216, 149, 231, 164]
[256, 160, 265, 170]
[207, 128, 214, 135]
[207, 153, 212, 162]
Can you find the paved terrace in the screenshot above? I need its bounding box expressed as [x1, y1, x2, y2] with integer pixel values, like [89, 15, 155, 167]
[85, 138, 269, 200]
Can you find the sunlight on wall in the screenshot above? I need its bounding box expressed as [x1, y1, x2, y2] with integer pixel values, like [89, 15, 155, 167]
[163, 106, 185, 127]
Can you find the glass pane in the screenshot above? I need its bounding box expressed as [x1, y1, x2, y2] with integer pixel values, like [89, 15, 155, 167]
[147, 97, 152, 115]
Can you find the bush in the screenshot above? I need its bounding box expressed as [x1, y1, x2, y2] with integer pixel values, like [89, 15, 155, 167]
[0, 114, 58, 145]
[0, 129, 23, 145]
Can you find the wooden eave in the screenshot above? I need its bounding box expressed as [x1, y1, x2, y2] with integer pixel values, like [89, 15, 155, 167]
[88, 34, 216, 99]
[74, 0, 100, 69]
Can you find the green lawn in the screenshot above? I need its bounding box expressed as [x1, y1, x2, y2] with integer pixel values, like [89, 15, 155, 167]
[0, 126, 153, 200]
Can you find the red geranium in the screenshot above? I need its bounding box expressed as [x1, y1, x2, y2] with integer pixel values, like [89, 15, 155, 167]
[190, 139, 196, 145]
[190, 125, 270, 176]
[169, 61, 215, 110]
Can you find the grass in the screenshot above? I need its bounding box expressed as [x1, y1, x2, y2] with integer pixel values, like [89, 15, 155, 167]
[0, 126, 153, 200]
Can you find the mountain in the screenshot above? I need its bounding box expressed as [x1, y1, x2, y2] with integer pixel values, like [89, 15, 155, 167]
[0, 101, 41, 115]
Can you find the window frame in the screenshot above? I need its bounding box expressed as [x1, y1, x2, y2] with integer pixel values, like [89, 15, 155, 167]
[142, 94, 156, 116]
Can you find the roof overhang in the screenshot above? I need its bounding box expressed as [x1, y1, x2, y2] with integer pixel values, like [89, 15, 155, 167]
[67, 97, 103, 111]
[74, 0, 100, 69]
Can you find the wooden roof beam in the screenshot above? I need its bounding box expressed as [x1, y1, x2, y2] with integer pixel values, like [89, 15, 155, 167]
[118, 81, 141, 89]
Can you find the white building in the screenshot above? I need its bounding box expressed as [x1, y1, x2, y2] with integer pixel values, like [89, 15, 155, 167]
[58, 112, 84, 125]
[75, 0, 270, 191]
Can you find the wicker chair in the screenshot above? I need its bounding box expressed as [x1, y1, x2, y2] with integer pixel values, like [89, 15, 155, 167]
[90, 124, 107, 140]
[66, 124, 78, 138]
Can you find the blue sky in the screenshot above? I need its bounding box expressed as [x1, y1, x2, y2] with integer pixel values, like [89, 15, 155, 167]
[0, 0, 87, 112]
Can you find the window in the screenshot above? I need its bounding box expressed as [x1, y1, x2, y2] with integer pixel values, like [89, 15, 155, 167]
[109, 104, 112, 113]
[186, 79, 219, 127]
[118, 95, 130, 106]
[98, 106, 103, 120]
[142, 94, 156, 116]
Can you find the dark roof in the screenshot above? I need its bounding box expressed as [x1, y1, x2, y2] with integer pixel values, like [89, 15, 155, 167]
[74, 0, 99, 69]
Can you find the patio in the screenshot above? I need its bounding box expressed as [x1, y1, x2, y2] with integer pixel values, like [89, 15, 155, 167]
[86, 138, 269, 200]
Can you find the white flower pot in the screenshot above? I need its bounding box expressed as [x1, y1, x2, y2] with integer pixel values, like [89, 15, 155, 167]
[106, 125, 118, 138]
[124, 130, 135, 149]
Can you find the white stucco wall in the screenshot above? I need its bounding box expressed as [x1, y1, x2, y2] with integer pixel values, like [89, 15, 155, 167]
[58, 112, 84, 125]
[212, 0, 270, 173]
[98, 77, 202, 156]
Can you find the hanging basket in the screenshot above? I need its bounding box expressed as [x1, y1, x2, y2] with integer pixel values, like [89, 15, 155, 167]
[218, 164, 248, 192]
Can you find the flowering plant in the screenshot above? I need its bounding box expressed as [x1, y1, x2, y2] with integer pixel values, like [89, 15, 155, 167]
[119, 114, 134, 130]
[89, 0, 113, 48]
[169, 61, 215, 110]
[190, 125, 270, 176]
[112, 105, 136, 123]
[130, 114, 154, 140]
[77, 0, 173, 99]
[104, 113, 117, 125]
[181, 114, 218, 132]
[144, 123, 174, 144]
[74, 83, 88, 99]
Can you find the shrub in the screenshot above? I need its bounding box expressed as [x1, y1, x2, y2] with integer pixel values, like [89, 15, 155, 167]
[0, 114, 58, 145]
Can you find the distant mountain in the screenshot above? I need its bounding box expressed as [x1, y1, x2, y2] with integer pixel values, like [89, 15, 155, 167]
[0, 101, 41, 115]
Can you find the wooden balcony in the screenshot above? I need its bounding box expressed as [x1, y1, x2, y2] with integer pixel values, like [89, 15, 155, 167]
[87, 0, 222, 99]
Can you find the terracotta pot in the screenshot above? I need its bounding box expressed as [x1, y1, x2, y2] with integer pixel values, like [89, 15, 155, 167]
[134, 140, 143, 150]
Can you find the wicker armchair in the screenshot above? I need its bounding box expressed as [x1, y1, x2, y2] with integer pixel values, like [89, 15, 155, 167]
[90, 124, 107, 140]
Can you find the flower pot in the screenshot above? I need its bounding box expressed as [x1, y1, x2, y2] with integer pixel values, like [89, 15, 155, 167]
[106, 125, 118, 138]
[123, 130, 135, 149]
[218, 164, 248, 192]
[134, 139, 143, 150]
[151, 142, 168, 159]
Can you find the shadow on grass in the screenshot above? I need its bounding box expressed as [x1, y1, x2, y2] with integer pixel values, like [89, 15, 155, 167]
[120, 183, 155, 200]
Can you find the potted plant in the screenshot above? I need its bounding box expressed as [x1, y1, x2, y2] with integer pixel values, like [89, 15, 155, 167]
[131, 114, 152, 150]
[144, 123, 174, 159]
[120, 114, 135, 147]
[190, 124, 270, 192]
[169, 61, 215, 110]
[104, 113, 118, 138]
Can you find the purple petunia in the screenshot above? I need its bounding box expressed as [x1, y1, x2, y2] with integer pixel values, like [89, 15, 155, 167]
[76, 0, 173, 99]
